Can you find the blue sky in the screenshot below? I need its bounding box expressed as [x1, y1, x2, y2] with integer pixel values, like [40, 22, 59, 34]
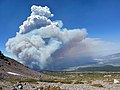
[0, 0, 120, 56]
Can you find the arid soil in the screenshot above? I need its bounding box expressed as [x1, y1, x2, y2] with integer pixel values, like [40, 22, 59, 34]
[0, 80, 120, 90]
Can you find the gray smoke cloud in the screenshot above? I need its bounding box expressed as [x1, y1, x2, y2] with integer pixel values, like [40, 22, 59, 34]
[6, 5, 88, 69]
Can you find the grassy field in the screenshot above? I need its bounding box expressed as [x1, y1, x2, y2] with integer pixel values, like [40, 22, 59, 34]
[1, 72, 120, 90]
[39, 71, 120, 84]
[1, 71, 120, 84]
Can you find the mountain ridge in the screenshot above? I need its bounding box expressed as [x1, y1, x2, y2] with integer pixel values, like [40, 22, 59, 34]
[0, 51, 43, 80]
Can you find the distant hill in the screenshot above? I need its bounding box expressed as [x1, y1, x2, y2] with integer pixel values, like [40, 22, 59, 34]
[74, 65, 120, 72]
[94, 53, 120, 65]
[0, 51, 43, 80]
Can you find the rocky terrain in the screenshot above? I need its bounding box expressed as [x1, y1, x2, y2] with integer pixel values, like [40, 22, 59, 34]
[1, 79, 120, 90]
[1, 51, 120, 90]
[0, 51, 45, 80]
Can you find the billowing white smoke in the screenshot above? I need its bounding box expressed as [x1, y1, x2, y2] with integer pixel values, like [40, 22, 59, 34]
[6, 5, 87, 69]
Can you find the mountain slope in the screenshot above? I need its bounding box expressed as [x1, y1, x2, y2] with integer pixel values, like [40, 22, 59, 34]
[95, 53, 120, 65]
[73, 65, 120, 72]
[0, 51, 42, 80]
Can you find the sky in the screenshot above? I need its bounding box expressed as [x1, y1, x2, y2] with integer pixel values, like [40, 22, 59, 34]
[0, 0, 120, 57]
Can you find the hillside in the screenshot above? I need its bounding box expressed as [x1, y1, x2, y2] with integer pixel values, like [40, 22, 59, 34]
[0, 51, 42, 80]
[95, 53, 120, 65]
[74, 65, 120, 72]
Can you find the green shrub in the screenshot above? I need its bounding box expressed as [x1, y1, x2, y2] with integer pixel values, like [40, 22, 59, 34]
[19, 79, 37, 83]
[73, 80, 84, 84]
[39, 78, 73, 84]
[6, 79, 20, 83]
[91, 84, 103, 87]
[6, 78, 37, 83]
[39, 78, 57, 83]
[59, 79, 72, 84]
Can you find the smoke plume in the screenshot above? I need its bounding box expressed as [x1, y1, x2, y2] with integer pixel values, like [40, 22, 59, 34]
[6, 5, 88, 69]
